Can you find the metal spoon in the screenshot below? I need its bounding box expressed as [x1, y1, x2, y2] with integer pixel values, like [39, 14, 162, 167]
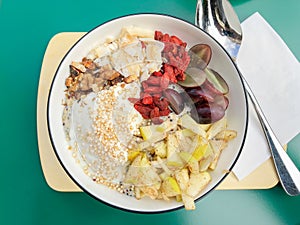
[195, 0, 300, 196]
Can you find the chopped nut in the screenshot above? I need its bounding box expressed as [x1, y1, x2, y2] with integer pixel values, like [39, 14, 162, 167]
[65, 77, 73, 87]
[82, 57, 96, 70]
[124, 74, 138, 84]
[71, 61, 86, 73]
[69, 65, 80, 77]
[108, 71, 121, 81]
[110, 76, 123, 86]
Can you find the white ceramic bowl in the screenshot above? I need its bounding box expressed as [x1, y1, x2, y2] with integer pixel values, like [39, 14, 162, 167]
[47, 14, 248, 213]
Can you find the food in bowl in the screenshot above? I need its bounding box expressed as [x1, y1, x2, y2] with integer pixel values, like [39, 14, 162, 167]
[48, 14, 248, 213]
[61, 25, 237, 210]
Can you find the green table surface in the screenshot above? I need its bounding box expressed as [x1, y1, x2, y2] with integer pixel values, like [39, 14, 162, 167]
[1, 0, 300, 224]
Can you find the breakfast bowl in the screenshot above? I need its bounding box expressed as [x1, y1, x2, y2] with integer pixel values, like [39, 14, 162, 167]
[47, 14, 248, 213]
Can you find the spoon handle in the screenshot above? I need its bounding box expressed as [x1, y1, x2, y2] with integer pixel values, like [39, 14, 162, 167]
[241, 75, 300, 196]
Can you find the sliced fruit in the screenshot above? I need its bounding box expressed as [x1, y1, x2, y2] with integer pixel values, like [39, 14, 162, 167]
[206, 117, 227, 139]
[125, 154, 161, 187]
[140, 125, 158, 141]
[140, 185, 160, 200]
[181, 128, 197, 137]
[139, 117, 177, 143]
[214, 129, 237, 141]
[179, 151, 199, 174]
[186, 172, 211, 197]
[156, 156, 172, 176]
[205, 68, 229, 94]
[178, 67, 206, 87]
[188, 44, 212, 70]
[166, 160, 184, 168]
[174, 168, 189, 191]
[198, 144, 214, 171]
[154, 141, 167, 158]
[179, 151, 195, 163]
[192, 142, 208, 161]
[175, 130, 194, 152]
[127, 150, 141, 162]
[178, 113, 207, 138]
[181, 192, 195, 210]
[209, 139, 228, 154]
[185, 86, 215, 103]
[195, 102, 225, 124]
[208, 147, 222, 170]
[166, 133, 184, 168]
[163, 88, 184, 114]
[161, 176, 181, 197]
[166, 133, 179, 157]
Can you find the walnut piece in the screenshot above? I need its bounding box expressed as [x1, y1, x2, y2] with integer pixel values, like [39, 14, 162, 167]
[124, 75, 138, 84]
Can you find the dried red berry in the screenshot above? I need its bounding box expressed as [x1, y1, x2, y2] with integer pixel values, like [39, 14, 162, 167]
[141, 81, 149, 90]
[144, 86, 163, 94]
[153, 97, 169, 111]
[152, 71, 163, 77]
[159, 108, 171, 116]
[170, 35, 187, 47]
[142, 94, 153, 105]
[154, 31, 163, 40]
[134, 104, 152, 119]
[160, 73, 170, 89]
[128, 97, 140, 104]
[150, 107, 160, 118]
[145, 75, 161, 86]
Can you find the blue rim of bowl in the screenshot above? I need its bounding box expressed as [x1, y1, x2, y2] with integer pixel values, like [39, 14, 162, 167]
[47, 12, 249, 214]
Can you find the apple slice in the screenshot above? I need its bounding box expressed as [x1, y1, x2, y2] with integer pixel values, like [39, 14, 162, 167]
[178, 67, 207, 87]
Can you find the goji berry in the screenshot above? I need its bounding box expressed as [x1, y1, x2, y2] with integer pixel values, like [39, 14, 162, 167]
[133, 100, 144, 107]
[134, 107, 148, 119]
[141, 81, 149, 90]
[163, 63, 174, 75]
[144, 86, 163, 94]
[145, 75, 161, 86]
[151, 93, 162, 98]
[151, 107, 161, 117]
[159, 108, 171, 116]
[155, 31, 187, 47]
[142, 93, 153, 105]
[152, 95, 160, 102]
[170, 35, 187, 47]
[161, 33, 170, 42]
[163, 43, 174, 54]
[176, 71, 186, 81]
[128, 97, 140, 104]
[152, 71, 163, 77]
[153, 97, 169, 111]
[160, 73, 170, 89]
[154, 31, 163, 40]
[170, 43, 178, 55]
[134, 104, 153, 119]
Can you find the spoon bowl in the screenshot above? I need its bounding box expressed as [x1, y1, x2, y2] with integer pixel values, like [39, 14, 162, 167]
[196, 0, 242, 61]
[195, 0, 300, 196]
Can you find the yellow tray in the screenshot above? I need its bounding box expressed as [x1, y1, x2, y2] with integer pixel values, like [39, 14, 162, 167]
[37, 32, 280, 192]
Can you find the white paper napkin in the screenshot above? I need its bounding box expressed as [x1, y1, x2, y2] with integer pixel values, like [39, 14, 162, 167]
[232, 12, 300, 180]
